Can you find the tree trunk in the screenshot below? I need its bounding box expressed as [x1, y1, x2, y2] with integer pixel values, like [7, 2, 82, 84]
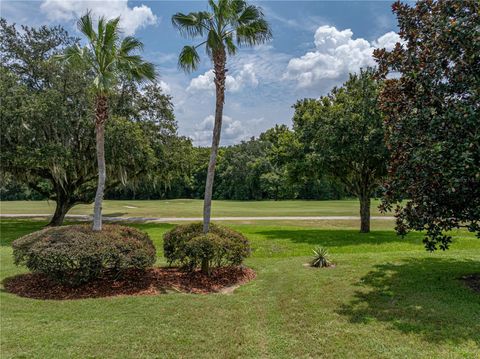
[93, 95, 108, 231]
[48, 195, 74, 227]
[359, 194, 371, 233]
[201, 258, 210, 275]
[203, 50, 226, 234]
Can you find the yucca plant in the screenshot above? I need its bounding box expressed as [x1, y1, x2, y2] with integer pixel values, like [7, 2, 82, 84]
[310, 247, 332, 268]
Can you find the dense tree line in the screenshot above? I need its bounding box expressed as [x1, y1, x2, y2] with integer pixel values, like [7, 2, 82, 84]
[2, 126, 347, 203]
[70, 128, 347, 202]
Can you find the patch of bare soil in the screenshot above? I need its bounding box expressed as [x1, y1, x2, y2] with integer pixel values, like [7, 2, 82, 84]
[461, 274, 480, 294]
[2, 266, 256, 300]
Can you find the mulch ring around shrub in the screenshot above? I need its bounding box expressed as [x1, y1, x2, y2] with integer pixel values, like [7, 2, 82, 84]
[460, 274, 480, 294]
[2, 266, 256, 300]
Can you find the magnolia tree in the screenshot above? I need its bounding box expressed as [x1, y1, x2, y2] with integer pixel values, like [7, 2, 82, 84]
[374, 0, 480, 250]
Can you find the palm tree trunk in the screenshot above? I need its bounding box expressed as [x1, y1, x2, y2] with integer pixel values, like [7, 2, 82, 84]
[203, 50, 226, 233]
[93, 95, 108, 231]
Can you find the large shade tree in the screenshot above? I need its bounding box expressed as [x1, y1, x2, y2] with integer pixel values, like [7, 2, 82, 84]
[292, 69, 388, 232]
[374, 0, 480, 250]
[172, 0, 272, 232]
[0, 19, 177, 226]
[62, 13, 156, 230]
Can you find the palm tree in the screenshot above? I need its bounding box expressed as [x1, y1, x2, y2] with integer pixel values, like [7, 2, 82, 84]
[173, 0, 272, 233]
[62, 12, 156, 231]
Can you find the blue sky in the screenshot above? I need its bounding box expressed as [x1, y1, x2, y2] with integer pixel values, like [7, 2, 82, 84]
[2, 0, 403, 146]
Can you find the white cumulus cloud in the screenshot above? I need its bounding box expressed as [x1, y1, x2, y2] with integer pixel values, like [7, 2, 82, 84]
[192, 115, 247, 146]
[187, 63, 259, 93]
[158, 80, 171, 94]
[285, 25, 402, 88]
[40, 0, 157, 35]
[373, 31, 403, 51]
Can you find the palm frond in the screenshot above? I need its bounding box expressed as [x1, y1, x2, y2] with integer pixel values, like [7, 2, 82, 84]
[208, 0, 220, 18]
[224, 34, 237, 55]
[77, 11, 96, 42]
[172, 12, 210, 38]
[129, 61, 156, 83]
[93, 71, 115, 94]
[229, 0, 247, 16]
[172, 1, 272, 73]
[119, 36, 144, 55]
[61, 44, 85, 63]
[117, 52, 156, 81]
[57, 44, 97, 74]
[66, 11, 155, 94]
[217, 0, 229, 19]
[237, 5, 262, 24]
[236, 19, 272, 46]
[178, 45, 200, 73]
[104, 17, 121, 49]
[97, 16, 106, 43]
[206, 29, 224, 56]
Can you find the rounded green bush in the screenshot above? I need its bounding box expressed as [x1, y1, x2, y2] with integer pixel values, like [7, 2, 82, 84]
[163, 223, 250, 273]
[12, 224, 156, 286]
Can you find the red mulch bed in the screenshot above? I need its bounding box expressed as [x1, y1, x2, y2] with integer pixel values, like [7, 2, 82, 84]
[461, 274, 480, 294]
[2, 266, 256, 300]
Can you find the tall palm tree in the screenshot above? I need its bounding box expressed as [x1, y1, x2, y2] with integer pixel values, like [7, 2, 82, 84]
[62, 12, 156, 231]
[173, 0, 272, 233]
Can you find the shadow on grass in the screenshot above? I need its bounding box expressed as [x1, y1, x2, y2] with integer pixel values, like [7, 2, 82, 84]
[129, 222, 176, 234]
[255, 229, 423, 247]
[0, 220, 46, 246]
[103, 212, 127, 217]
[337, 257, 480, 344]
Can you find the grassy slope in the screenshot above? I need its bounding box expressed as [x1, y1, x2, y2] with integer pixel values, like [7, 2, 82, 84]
[0, 199, 388, 217]
[1, 220, 479, 358]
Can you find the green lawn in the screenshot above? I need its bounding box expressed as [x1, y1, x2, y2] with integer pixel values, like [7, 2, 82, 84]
[0, 199, 389, 217]
[1, 219, 479, 358]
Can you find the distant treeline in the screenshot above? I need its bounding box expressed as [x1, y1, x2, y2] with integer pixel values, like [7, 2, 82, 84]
[1, 125, 347, 201]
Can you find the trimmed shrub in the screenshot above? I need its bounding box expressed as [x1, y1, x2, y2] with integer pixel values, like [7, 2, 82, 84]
[12, 224, 156, 286]
[163, 223, 250, 274]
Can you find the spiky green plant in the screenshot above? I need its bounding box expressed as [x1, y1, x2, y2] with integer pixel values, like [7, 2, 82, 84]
[310, 247, 332, 268]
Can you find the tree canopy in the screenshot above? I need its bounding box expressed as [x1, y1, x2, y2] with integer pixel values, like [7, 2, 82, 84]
[374, 0, 480, 250]
[0, 19, 179, 225]
[292, 68, 388, 232]
[172, 0, 272, 72]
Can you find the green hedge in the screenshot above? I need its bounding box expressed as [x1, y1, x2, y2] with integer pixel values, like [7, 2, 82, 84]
[163, 223, 250, 274]
[13, 224, 156, 286]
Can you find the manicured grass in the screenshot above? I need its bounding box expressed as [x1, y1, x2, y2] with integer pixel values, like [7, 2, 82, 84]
[1, 219, 479, 358]
[0, 198, 389, 217]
